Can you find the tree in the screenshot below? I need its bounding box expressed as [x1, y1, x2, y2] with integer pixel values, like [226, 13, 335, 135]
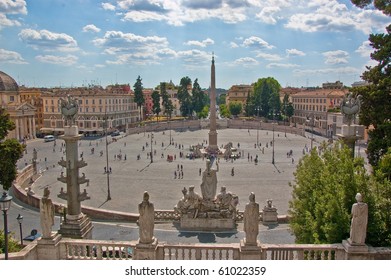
[289, 144, 368, 244]
[281, 93, 294, 123]
[151, 90, 161, 122]
[192, 78, 208, 115]
[0, 108, 25, 190]
[218, 93, 226, 105]
[253, 77, 281, 118]
[177, 76, 192, 117]
[219, 104, 230, 118]
[350, 0, 391, 167]
[289, 142, 391, 246]
[228, 102, 242, 116]
[133, 76, 145, 121]
[244, 91, 254, 117]
[0, 230, 22, 253]
[160, 82, 170, 118]
[198, 105, 209, 119]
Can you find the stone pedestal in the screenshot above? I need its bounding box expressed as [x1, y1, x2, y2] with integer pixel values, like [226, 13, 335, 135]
[262, 207, 278, 225]
[37, 233, 62, 260]
[342, 239, 373, 260]
[58, 214, 93, 239]
[337, 124, 364, 158]
[239, 240, 262, 260]
[180, 216, 236, 231]
[133, 239, 159, 260]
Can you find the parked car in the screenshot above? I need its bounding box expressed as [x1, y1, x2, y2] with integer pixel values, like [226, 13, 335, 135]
[44, 135, 55, 142]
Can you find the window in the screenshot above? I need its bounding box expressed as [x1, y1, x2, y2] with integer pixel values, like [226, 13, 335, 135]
[9, 96, 15, 102]
[86, 99, 89, 105]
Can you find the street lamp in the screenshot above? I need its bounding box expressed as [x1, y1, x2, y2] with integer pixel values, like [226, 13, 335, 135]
[103, 113, 111, 201]
[0, 191, 13, 260]
[150, 132, 154, 163]
[255, 106, 260, 147]
[16, 214, 23, 247]
[272, 111, 275, 165]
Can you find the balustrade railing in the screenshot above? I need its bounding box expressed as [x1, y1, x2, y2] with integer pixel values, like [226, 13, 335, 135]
[64, 239, 137, 260]
[161, 244, 240, 260]
[260, 244, 345, 260]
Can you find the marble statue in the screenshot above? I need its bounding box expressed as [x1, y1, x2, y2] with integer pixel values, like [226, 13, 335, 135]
[244, 192, 259, 246]
[349, 193, 368, 245]
[40, 187, 55, 238]
[60, 95, 79, 126]
[175, 187, 190, 214]
[200, 159, 219, 201]
[138, 191, 155, 244]
[187, 185, 201, 210]
[340, 94, 361, 126]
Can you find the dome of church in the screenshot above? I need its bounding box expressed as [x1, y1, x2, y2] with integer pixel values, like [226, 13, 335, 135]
[0, 71, 19, 92]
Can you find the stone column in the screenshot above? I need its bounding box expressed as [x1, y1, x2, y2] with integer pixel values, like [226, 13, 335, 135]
[20, 116, 25, 139]
[58, 125, 93, 239]
[208, 55, 219, 153]
[32, 117, 36, 138]
[28, 117, 33, 139]
[15, 118, 20, 141]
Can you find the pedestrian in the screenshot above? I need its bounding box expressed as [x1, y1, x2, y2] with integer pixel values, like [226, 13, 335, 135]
[124, 154, 127, 160]
[109, 167, 112, 173]
[181, 170, 183, 179]
[104, 166, 106, 173]
[199, 168, 202, 176]
[174, 171, 177, 179]
[177, 164, 179, 171]
[181, 164, 183, 171]
[292, 158, 295, 164]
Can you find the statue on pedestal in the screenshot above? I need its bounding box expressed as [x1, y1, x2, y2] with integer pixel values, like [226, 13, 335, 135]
[60, 95, 79, 126]
[200, 159, 218, 201]
[340, 94, 361, 126]
[138, 191, 155, 244]
[349, 193, 368, 245]
[40, 187, 55, 238]
[244, 192, 259, 246]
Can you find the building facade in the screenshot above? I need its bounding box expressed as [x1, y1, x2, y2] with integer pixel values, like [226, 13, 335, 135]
[41, 86, 139, 135]
[0, 71, 37, 141]
[225, 85, 253, 111]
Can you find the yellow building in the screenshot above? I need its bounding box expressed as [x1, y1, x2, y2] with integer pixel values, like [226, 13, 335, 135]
[0, 71, 37, 141]
[290, 87, 348, 131]
[226, 85, 253, 111]
[41, 86, 139, 135]
[19, 86, 44, 134]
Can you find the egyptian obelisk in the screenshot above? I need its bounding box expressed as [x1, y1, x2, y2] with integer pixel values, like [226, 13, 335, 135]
[207, 54, 219, 154]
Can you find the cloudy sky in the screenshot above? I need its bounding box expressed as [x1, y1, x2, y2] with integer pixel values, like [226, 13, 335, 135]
[0, 0, 390, 89]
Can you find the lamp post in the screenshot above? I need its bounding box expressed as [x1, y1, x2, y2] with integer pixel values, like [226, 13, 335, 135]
[16, 214, 23, 247]
[0, 191, 13, 260]
[272, 111, 275, 165]
[255, 106, 260, 147]
[103, 112, 111, 201]
[150, 132, 154, 163]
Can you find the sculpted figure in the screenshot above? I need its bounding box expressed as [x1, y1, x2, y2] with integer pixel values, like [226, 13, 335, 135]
[40, 187, 55, 238]
[349, 193, 368, 245]
[244, 192, 259, 246]
[216, 186, 232, 210]
[187, 185, 201, 210]
[200, 159, 219, 201]
[175, 187, 190, 213]
[138, 191, 155, 244]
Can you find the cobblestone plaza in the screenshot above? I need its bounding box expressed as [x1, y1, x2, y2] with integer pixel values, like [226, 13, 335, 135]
[23, 127, 314, 216]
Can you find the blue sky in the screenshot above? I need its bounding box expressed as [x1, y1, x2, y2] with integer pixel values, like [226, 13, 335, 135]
[0, 0, 390, 89]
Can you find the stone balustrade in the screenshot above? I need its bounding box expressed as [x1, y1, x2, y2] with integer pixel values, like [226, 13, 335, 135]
[160, 243, 241, 260]
[260, 244, 346, 260]
[63, 239, 137, 260]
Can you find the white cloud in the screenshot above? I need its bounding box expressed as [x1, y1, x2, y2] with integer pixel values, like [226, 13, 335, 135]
[255, 52, 283, 61]
[82, 24, 101, 33]
[355, 41, 372, 58]
[233, 57, 259, 66]
[19, 29, 79, 52]
[293, 66, 359, 76]
[94, 30, 173, 65]
[102, 2, 116, 11]
[322, 50, 349, 65]
[0, 48, 27, 64]
[285, 0, 391, 34]
[0, 0, 27, 14]
[267, 63, 299, 68]
[242, 36, 274, 49]
[184, 38, 214, 48]
[177, 49, 210, 65]
[286, 48, 305, 57]
[35, 54, 78, 66]
[230, 42, 239, 48]
[0, 0, 27, 29]
[256, 6, 280, 24]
